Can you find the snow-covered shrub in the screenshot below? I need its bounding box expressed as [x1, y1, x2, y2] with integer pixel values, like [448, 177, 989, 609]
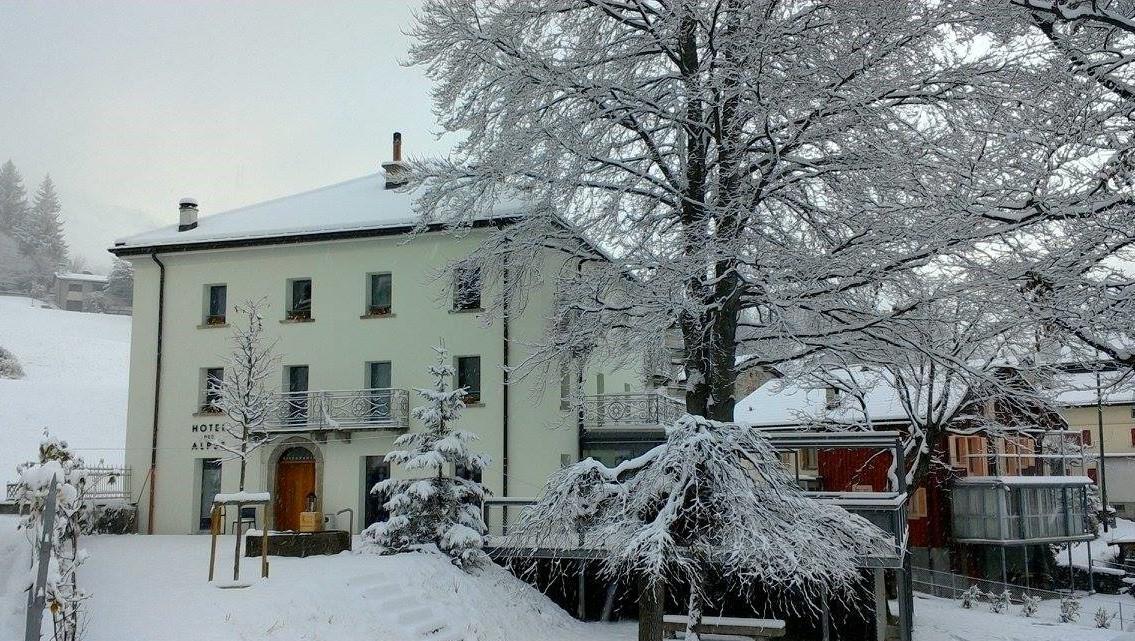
[1095, 607, 1117, 629]
[0, 345, 24, 379]
[14, 435, 90, 641]
[960, 585, 980, 609]
[361, 345, 490, 569]
[1060, 596, 1082, 622]
[1019, 594, 1040, 618]
[85, 502, 137, 535]
[510, 414, 893, 629]
[988, 589, 1011, 614]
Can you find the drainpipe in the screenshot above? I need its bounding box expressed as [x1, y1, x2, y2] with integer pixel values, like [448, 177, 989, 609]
[147, 252, 167, 534]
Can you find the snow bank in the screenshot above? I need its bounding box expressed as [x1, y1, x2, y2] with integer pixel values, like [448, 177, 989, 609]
[0, 296, 129, 485]
[78, 534, 633, 641]
[1060, 517, 1135, 575]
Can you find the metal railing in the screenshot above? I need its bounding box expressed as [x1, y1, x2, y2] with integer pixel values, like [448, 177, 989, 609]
[263, 388, 410, 431]
[913, 566, 1129, 630]
[5, 466, 131, 502]
[580, 392, 685, 429]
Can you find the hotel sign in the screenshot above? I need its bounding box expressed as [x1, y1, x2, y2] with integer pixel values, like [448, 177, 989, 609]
[190, 422, 227, 452]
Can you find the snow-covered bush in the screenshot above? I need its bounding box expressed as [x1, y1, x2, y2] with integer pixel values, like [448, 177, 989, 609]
[0, 345, 24, 379]
[85, 501, 137, 535]
[1060, 595, 1082, 622]
[1095, 607, 1117, 629]
[510, 415, 892, 633]
[361, 345, 490, 569]
[960, 585, 980, 609]
[1019, 595, 1040, 618]
[988, 589, 1011, 614]
[14, 435, 90, 641]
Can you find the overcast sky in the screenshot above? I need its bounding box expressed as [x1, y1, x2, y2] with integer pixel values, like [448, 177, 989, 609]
[0, 1, 446, 270]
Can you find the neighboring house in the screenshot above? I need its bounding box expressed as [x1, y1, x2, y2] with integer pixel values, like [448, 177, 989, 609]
[1052, 365, 1135, 515]
[734, 371, 1095, 586]
[53, 271, 108, 312]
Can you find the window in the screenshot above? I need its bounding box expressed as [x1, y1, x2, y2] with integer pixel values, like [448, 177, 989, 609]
[202, 367, 224, 413]
[286, 279, 313, 320]
[1081, 429, 1093, 447]
[453, 265, 481, 310]
[1000, 436, 1035, 476]
[205, 284, 227, 324]
[363, 457, 391, 528]
[366, 273, 392, 316]
[456, 462, 483, 484]
[367, 361, 392, 421]
[949, 435, 989, 476]
[67, 283, 83, 293]
[198, 458, 222, 531]
[285, 365, 309, 423]
[1130, 427, 1135, 447]
[457, 356, 481, 404]
[908, 487, 928, 520]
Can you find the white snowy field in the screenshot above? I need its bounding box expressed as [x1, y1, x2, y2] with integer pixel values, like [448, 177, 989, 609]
[2, 515, 1133, 641]
[0, 295, 130, 486]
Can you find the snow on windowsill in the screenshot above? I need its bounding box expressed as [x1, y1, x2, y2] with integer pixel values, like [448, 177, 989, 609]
[213, 491, 271, 504]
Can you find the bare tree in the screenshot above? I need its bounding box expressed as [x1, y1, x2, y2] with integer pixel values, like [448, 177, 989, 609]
[405, 0, 1122, 426]
[214, 299, 279, 493]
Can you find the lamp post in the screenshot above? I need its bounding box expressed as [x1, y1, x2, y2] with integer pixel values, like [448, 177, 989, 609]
[1096, 358, 1110, 534]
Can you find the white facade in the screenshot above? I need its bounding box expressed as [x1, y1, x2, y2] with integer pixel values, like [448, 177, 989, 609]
[112, 173, 642, 534]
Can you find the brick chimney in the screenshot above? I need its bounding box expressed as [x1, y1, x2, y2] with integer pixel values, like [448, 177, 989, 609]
[178, 197, 199, 232]
[382, 132, 409, 189]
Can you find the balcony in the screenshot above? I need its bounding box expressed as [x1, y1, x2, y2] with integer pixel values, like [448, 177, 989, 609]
[951, 475, 1095, 545]
[262, 388, 410, 432]
[580, 392, 685, 433]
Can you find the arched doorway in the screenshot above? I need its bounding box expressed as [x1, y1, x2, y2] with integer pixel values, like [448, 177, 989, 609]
[274, 446, 316, 531]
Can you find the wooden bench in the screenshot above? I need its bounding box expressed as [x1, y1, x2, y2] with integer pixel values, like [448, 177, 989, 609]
[662, 615, 786, 640]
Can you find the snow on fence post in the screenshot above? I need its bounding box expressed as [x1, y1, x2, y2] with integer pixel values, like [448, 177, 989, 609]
[24, 477, 57, 641]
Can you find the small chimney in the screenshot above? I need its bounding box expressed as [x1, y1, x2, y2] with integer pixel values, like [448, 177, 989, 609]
[178, 197, 199, 232]
[382, 132, 409, 189]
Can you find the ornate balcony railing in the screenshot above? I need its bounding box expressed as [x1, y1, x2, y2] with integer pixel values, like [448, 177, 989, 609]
[263, 388, 410, 432]
[581, 392, 685, 429]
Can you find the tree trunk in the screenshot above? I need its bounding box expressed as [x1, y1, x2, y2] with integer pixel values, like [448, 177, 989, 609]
[685, 581, 703, 641]
[637, 574, 665, 641]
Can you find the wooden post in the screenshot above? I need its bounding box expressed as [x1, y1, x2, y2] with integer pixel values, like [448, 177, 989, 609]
[24, 477, 58, 641]
[207, 505, 220, 581]
[260, 506, 269, 578]
[232, 502, 243, 581]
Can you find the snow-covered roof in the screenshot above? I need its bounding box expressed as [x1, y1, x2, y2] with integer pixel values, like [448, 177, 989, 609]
[54, 272, 107, 284]
[1047, 370, 1135, 407]
[111, 171, 530, 253]
[733, 369, 910, 427]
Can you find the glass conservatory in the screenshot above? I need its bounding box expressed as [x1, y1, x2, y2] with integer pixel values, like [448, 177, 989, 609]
[952, 476, 1095, 544]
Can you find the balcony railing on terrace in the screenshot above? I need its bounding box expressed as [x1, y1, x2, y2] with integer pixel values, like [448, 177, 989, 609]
[263, 388, 411, 431]
[580, 392, 685, 429]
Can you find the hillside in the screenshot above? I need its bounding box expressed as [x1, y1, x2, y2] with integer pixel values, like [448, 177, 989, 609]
[0, 296, 129, 486]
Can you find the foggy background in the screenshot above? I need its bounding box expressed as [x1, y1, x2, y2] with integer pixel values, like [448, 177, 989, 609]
[0, 1, 443, 270]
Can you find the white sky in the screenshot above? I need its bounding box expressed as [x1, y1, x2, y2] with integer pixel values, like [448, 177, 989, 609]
[0, 1, 447, 270]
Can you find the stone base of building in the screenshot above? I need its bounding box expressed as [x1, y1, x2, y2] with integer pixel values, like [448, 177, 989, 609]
[244, 530, 351, 557]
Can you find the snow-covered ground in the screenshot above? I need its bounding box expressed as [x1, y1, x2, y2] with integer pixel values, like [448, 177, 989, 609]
[0, 296, 130, 486]
[3, 515, 1133, 641]
[1062, 517, 1135, 575]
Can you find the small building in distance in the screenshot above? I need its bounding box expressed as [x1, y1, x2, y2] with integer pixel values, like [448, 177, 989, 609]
[53, 271, 109, 312]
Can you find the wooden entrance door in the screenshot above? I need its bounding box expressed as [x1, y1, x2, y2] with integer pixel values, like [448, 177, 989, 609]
[275, 447, 316, 531]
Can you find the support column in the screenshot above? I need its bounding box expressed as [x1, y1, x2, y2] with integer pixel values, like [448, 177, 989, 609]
[578, 560, 587, 620]
[874, 568, 888, 641]
[897, 557, 914, 641]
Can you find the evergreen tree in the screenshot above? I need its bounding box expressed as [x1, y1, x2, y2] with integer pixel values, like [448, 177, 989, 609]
[28, 175, 68, 265]
[0, 160, 29, 237]
[105, 259, 134, 305]
[361, 344, 490, 569]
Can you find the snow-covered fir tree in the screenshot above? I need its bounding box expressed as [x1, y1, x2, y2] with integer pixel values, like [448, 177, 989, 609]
[361, 344, 490, 569]
[104, 258, 134, 306]
[0, 159, 28, 236]
[511, 415, 891, 640]
[28, 174, 68, 266]
[15, 434, 90, 641]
